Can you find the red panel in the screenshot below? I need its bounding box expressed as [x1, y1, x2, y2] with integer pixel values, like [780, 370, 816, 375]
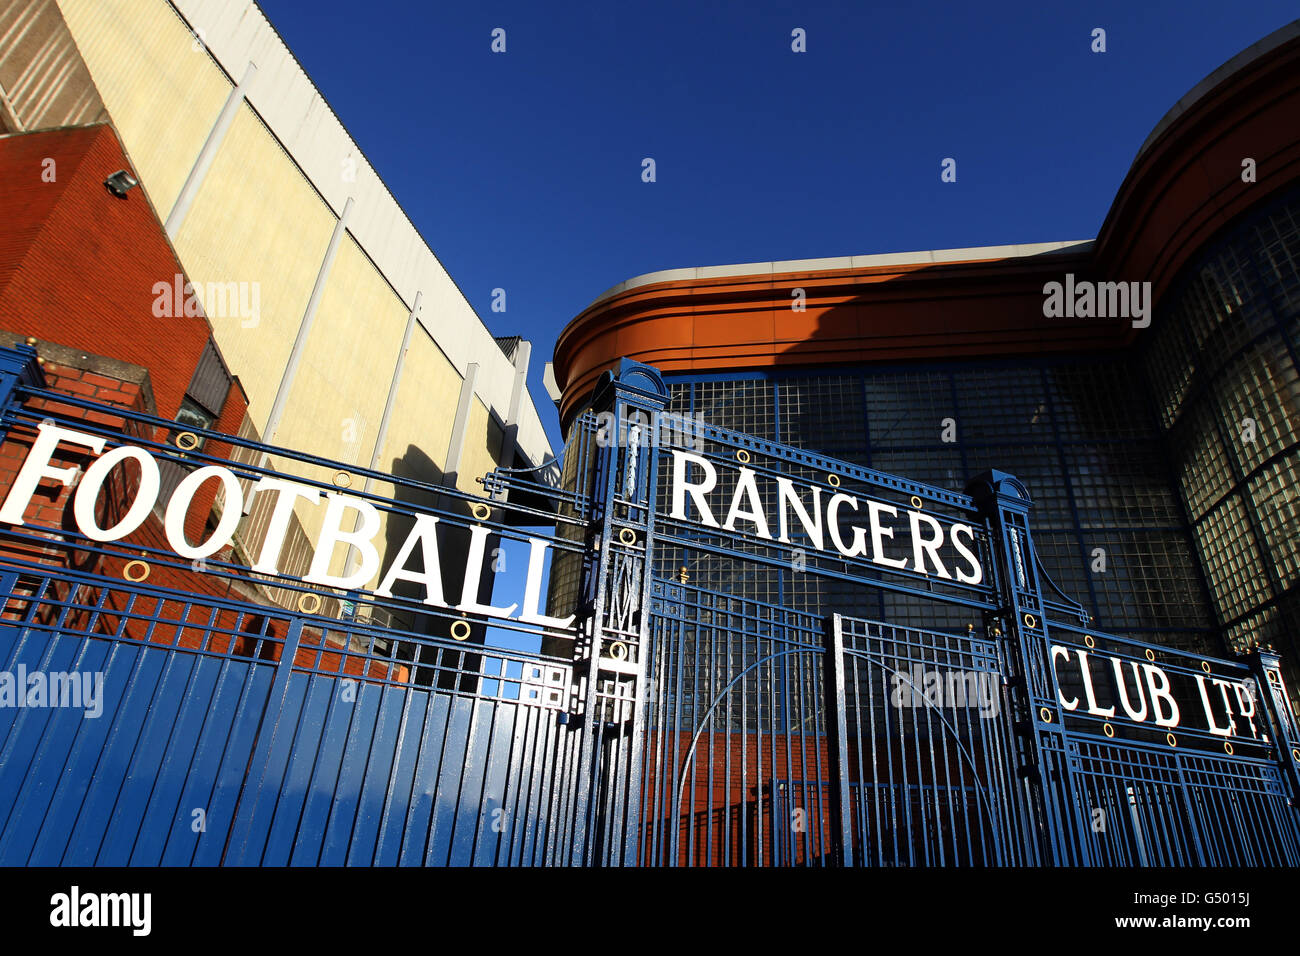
[0, 125, 240, 423]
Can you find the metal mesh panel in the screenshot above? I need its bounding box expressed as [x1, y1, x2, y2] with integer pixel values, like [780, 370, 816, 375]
[836, 616, 1029, 866]
[664, 360, 1216, 650]
[865, 371, 957, 446]
[693, 379, 776, 440]
[777, 375, 867, 460]
[1248, 455, 1300, 591]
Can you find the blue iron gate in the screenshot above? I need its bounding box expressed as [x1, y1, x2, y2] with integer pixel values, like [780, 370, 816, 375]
[0, 565, 583, 865]
[590, 359, 1300, 867]
[0, 345, 1298, 866]
[0, 532, 590, 866]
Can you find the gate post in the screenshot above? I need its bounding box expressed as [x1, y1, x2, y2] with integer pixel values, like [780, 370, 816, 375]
[824, 613, 853, 867]
[966, 469, 1088, 866]
[569, 359, 668, 866]
[1246, 646, 1300, 801]
[0, 344, 44, 441]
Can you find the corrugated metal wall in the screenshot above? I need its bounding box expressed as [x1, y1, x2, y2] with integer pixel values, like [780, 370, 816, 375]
[0, 0, 105, 131]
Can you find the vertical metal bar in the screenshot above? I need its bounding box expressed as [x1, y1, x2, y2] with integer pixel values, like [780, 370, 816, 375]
[823, 614, 852, 866]
[441, 363, 480, 489]
[743, 606, 754, 868]
[495, 340, 531, 479]
[221, 616, 303, 864]
[620, 436, 664, 866]
[366, 292, 423, 479]
[669, 610, 685, 866]
[779, 631, 793, 865]
[705, 605, 716, 865]
[723, 619, 733, 866]
[165, 61, 258, 237]
[262, 197, 355, 449]
[686, 603, 702, 865]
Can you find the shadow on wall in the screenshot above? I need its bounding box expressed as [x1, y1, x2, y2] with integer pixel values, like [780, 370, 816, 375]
[382, 443, 497, 692]
[769, 250, 1136, 471]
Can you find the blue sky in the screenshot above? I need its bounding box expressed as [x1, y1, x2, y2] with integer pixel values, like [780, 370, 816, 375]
[258, 0, 1298, 455]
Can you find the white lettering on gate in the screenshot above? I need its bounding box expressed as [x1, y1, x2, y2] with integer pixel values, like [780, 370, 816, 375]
[722, 467, 769, 538]
[1110, 657, 1148, 722]
[670, 451, 718, 527]
[0, 429, 577, 632]
[0, 428, 1010, 631]
[1049, 643, 1260, 740]
[827, 493, 865, 558]
[456, 524, 519, 618]
[0, 423, 104, 525]
[306, 493, 381, 589]
[909, 510, 950, 580]
[519, 537, 575, 628]
[950, 524, 982, 585]
[251, 477, 320, 573]
[1145, 664, 1180, 728]
[164, 465, 242, 559]
[1051, 646, 1079, 711]
[375, 514, 444, 605]
[1077, 650, 1116, 718]
[666, 449, 984, 584]
[775, 477, 822, 551]
[866, 501, 907, 570]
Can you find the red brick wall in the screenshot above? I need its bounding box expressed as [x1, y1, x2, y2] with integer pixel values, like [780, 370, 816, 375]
[641, 729, 835, 866]
[0, 360, 400, 682]
[0, 124, 224, 420]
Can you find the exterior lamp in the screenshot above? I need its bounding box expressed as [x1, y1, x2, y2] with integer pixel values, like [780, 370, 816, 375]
[104, 169, 139, 197]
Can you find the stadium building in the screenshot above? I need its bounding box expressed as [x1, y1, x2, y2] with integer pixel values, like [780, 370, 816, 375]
[553, 20, 1300, 709]
[0, 0, 553, 616]
[0, 6, 1296, 869]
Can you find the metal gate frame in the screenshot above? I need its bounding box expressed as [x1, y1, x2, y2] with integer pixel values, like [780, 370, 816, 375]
[0, 344, 607, 865]
[588, 358, 1300, 866]
[1, 345, 1299, 865]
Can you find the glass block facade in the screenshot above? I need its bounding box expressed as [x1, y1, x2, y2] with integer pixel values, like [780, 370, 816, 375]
[1145, 183, 1300, 669]
[648, 184, 1300, 692]
[664, 356, 1218, 655]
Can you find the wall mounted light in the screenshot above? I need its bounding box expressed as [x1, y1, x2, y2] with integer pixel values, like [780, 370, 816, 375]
[104, 169, 139, 197]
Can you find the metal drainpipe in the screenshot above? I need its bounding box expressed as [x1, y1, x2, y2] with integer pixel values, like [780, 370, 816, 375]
[165, 61, 258, 238]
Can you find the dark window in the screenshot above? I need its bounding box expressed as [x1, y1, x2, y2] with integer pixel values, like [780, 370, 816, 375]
[170, 396, 216, 450]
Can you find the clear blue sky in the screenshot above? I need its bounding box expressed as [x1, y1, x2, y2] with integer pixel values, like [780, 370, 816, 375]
[258, 0, 1298, 454]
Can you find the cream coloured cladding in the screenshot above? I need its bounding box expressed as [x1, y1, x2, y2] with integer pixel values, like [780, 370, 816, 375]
[259, 232, 406, 549]
[317, 325, 465, 591]
[458, 400, 503, 497]
[381, 326, 462, 481]
[285, 233, 407, 473]
[171, 102, 336, 426]
[161, 0, 551, 468]
[54, 0, 231, 219]
[50, 0, 552, 472]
